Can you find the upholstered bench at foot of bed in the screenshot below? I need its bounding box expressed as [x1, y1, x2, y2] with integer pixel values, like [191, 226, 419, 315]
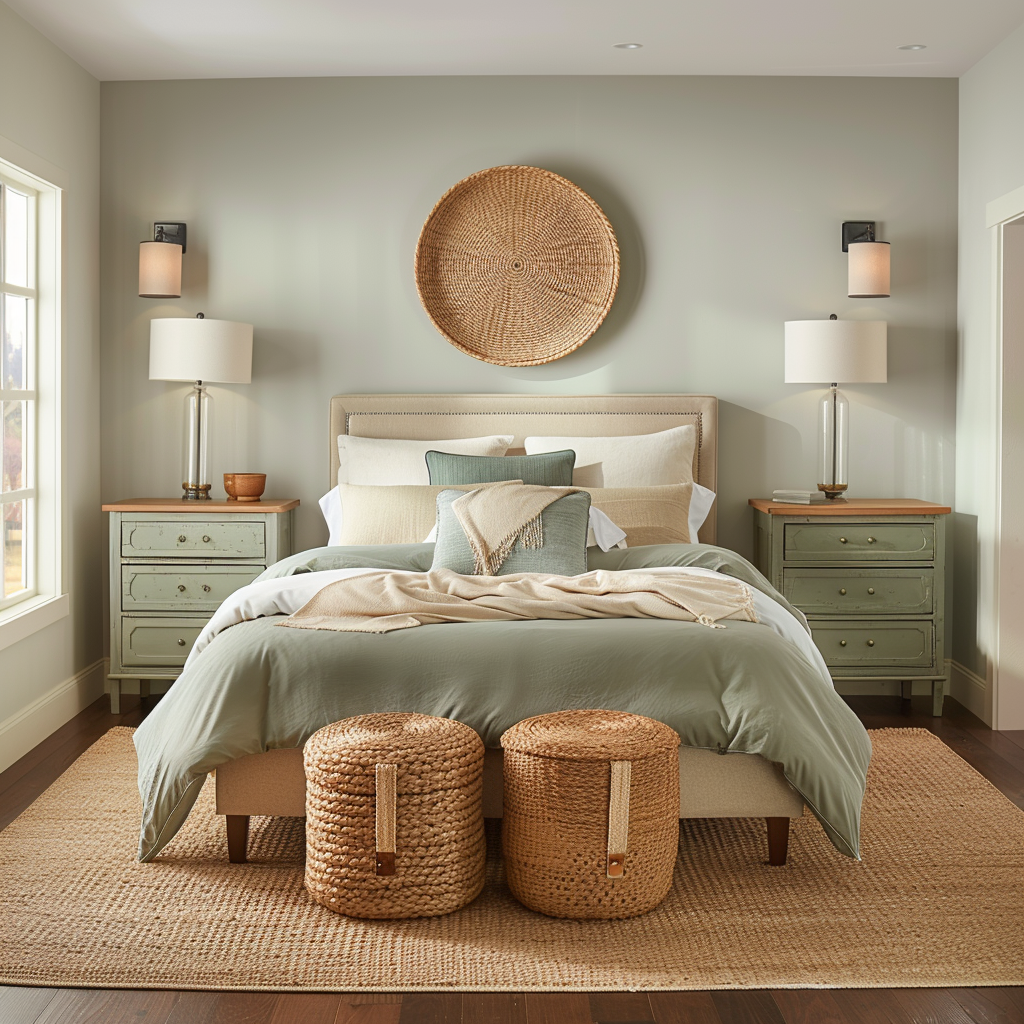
[215, 744, 803, 867]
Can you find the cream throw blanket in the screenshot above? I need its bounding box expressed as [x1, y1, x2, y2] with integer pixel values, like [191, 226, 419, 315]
[279, 568, 758, 634]
[451, 481, 576, 575]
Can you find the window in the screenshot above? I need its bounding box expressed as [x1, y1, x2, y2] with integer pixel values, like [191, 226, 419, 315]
[0, 145, 61, 645]
[1, 174, 36, 610]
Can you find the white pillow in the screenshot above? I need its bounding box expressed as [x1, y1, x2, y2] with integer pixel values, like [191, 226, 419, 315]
[524, 425, 696, 488]
[338, 434, 514, 486]
[689, 482, 716, 540]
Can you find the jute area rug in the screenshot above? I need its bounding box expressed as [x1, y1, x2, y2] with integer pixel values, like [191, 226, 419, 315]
[1, 727, 1022, 992]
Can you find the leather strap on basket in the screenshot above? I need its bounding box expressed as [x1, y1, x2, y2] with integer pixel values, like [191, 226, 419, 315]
[606, 760, 630, 878]
[375, 763, 397, 876]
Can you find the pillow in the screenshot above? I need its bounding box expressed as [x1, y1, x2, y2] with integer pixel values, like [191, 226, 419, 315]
[338, 433, 514, 486]
[689, 482, 716, 540]
[432, 488, 590, 576]
[580, 484, 694, 547]
[425, 449, 575, 486]
[334, 481, 520, 547]
[425, 505, 627, 551]
[524, 425, 696, 488]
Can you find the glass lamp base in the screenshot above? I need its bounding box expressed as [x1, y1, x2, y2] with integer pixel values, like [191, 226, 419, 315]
[182, 483, 212, 500]
[817, 483, 848, 501]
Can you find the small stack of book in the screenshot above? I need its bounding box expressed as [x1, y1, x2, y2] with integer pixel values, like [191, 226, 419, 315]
[772, 489, 827, 504]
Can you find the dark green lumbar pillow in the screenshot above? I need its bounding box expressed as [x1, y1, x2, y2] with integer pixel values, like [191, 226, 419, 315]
[431, 487, 590, 576]
[425, 449, 575, 487]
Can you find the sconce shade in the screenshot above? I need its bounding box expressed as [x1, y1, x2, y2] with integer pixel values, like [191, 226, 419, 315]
[784, 319, 887, 383]
[149, 317, 253, 383]
[848, 240, 890, 298]
[139, 241, 183, 298]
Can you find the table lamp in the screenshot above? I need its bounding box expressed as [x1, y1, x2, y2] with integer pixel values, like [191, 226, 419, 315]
[149, 314, 253, 499]
[784, 315, 887, 499]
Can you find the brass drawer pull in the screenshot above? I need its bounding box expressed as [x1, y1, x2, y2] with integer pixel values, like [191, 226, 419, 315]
[203, 535, 211, 543]
[867, 587, 875, 595]
[867, 536, 876, 543]
[867, 639, 875, 647]
[177, 584, 186, 592]
[839, 588, 847, 595]
[202, 584, 211, 592]
[840, 640, 847, 647]
[178, 534, 186, 543]
[177, 638, 186, 647]
[839, 537, 847, 544]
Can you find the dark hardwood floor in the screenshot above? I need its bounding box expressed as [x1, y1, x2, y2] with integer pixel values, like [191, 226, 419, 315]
[2, 692, 1023, 1024]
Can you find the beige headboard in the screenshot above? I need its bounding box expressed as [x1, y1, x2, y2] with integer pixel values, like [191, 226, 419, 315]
[329, 394, 718, 543]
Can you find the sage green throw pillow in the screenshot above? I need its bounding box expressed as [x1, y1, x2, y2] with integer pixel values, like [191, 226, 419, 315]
[431, 488, 591, 576]
[425, 449, 575, 486]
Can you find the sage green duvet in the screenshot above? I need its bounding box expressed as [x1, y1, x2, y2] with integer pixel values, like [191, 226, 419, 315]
[133, 544, 871, 862]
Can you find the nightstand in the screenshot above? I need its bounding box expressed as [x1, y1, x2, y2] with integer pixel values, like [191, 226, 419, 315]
[103, 498, 300, 713]
[749, 498, 951, 715]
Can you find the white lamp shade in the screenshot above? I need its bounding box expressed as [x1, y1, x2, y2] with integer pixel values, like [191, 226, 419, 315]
[149, 317, 253, 383]
[848, 241, 890, 298]
[784, 319, 887, 384]
[139, 241, 182, 298]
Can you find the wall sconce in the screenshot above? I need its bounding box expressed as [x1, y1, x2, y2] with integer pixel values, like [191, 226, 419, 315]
[842, 221, 890, 299]
[139, 222, 187, 299]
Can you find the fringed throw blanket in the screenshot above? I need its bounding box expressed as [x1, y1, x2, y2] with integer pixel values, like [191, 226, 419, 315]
[279, 567, 758, 634]
[451, 481, 574, 575]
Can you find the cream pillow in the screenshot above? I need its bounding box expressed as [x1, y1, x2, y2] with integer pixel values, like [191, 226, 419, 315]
[581, 484, 694, 547]
[338, 434, 514, 486]
[524, 425, 696, 488]
[337, 481, 519, 546]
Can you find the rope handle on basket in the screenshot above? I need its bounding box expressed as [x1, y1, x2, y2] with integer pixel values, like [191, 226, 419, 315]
[606, 760, 630, 878]
[375, 763, 397, 876]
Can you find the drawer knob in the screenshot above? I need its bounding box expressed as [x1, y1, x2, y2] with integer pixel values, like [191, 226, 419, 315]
[867, 536, 876, 544]
[177, 638, 186, 647]
[839, 537, 847, 544]
[177, 584, 186, 592]
[867, 639, 875, 647]
[839, 588, 847, 596]
[202, 584, 211, 593]
[178, 534, 186, 543]
[202, 535, 211, 543]
[839, 639, 847, 647]
[867, 587, 875, 595]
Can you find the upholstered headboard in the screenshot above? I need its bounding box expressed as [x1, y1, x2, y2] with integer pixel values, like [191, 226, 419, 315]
[329, 394, 718, 543]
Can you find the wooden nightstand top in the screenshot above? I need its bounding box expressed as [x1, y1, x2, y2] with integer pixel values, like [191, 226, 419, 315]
[102, 498, 300, 513]
[748, 498, 951, 516]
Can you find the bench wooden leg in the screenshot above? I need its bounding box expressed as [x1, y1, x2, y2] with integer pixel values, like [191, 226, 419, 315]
[766, 817, 790, 866]
[226, 815, 250, 863]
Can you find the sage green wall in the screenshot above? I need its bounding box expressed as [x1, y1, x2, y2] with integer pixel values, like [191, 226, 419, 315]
[956, 20, 1024, 726]
[0, 1, 101, 769]
[100, 76, 957, 563]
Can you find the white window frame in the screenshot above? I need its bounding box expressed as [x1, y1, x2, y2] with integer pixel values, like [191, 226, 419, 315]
[0, 135, 65, 650]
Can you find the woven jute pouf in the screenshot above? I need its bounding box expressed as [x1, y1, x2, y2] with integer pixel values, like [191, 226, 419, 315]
[501, 710, 680, 920]
[304, 713, 485, 919]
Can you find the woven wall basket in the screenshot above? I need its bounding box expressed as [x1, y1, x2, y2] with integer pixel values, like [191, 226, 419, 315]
[415, 165, 621, 366]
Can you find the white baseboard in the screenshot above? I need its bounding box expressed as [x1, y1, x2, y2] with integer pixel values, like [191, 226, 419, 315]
[949, 659, 992, 725]
[0, 657, 108, 774]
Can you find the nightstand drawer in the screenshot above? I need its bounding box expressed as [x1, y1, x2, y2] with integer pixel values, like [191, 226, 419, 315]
[121, 520, 265, 559]
[120, 617, 206, 667]
[783, 522, 933, 561]
[811, 620, 934, 669]
[121, 564, 262, 612]
[784, 569, 934, 616]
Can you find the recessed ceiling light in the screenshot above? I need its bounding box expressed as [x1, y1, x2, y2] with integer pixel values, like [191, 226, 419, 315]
[614, 42, 643, 49]
[898, 44, 927, 50]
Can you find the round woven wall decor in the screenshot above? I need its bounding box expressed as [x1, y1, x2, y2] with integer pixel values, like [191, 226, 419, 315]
[415, 166, 620, 366]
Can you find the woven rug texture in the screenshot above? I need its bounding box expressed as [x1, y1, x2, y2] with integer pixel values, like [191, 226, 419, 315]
[0, 726, 1022, 991]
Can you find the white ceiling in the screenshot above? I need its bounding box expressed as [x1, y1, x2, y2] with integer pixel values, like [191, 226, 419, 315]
[7, 0, 1024, 81]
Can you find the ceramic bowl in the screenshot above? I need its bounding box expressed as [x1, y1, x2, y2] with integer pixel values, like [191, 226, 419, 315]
[224, 473, 266, 502]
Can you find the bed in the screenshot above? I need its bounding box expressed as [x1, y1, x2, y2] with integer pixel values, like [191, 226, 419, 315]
[133, 393, 870, 868]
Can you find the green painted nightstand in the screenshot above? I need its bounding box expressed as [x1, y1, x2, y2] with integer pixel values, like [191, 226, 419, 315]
[103, 497, 299, 713]
[749, 498, 951, 715]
